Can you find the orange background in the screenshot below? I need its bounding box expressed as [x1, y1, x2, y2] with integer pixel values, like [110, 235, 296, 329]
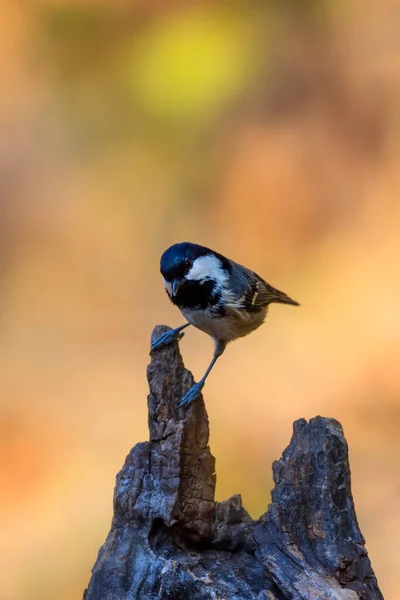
[1, 1, 400, 598]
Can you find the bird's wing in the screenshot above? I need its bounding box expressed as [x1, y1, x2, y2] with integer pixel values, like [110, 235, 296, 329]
[229, 261, 299, 310]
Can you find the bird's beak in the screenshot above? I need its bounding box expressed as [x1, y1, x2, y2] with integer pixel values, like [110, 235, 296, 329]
[171, 280, 181, 298]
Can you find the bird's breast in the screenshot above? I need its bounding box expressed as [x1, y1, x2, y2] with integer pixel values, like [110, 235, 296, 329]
[181, 304, 267, 343]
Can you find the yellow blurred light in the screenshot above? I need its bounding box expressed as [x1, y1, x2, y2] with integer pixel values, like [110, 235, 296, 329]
[126, 8, 254, 122]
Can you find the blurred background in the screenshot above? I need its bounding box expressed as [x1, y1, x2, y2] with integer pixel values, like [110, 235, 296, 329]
[1, 0, 400, 598]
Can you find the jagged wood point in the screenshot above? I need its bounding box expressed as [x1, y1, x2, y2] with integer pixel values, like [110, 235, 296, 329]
[83, 325, 383, 600]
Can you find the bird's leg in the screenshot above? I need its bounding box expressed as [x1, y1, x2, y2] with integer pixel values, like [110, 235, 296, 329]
[150, 323, 190, 354]
[179, 340, 226, 408]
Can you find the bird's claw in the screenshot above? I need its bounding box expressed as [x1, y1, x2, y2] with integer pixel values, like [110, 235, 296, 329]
[179, 381, 204, 408]
[150, 328, 186, 354]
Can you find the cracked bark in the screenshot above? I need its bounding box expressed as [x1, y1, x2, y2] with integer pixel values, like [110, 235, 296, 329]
[83, 325, 383, 600]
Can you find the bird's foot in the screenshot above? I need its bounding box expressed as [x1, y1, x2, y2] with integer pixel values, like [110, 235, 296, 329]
[179, 381, 205, 408]
[150, 327, 186, 354]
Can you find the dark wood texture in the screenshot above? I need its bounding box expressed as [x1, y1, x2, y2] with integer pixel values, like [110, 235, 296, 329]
[84, 326, 383, 600]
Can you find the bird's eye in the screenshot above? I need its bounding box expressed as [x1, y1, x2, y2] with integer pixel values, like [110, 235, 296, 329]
[184, 258, 192, 268]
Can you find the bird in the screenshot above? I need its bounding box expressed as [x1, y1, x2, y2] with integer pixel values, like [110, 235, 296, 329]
[151, 242, 299, 407]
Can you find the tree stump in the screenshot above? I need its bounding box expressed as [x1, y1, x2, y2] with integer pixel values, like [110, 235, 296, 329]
[83, 326, 383, 600]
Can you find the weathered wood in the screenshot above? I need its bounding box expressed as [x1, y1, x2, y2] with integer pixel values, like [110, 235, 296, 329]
[84, 325, 383, 600]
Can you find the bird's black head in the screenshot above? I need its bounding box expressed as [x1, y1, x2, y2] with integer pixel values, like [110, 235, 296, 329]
[160, 242, 231, 309]
[160, 242, 213, 282]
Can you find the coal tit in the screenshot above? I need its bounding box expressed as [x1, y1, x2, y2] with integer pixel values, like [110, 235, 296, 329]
[151, 242, 299, 407]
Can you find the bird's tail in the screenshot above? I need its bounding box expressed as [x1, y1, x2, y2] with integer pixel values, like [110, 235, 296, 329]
[267, 285, 300, 307]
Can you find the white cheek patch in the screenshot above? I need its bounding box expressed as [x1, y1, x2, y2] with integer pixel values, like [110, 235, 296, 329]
[163, 277, 173, 296]
[186, 255, 229, 285]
